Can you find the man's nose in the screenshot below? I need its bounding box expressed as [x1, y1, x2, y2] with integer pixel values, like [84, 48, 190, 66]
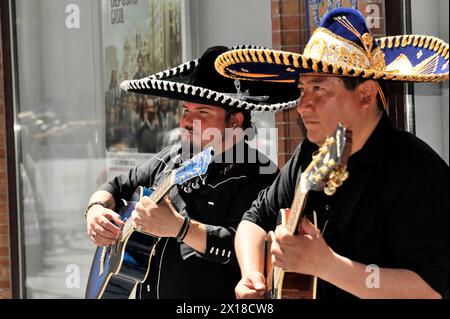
[296, 93, 313, 113]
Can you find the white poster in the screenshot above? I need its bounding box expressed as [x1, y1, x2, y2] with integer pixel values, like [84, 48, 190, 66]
[102, 0, 183, 178]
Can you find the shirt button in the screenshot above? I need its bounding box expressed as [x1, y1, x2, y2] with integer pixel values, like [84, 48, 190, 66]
[324, 204, 331, 212]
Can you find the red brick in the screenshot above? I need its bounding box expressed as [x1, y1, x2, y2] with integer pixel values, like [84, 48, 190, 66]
[275, 111, 286, 123]
[282, 15, 301, 31]
[0, 289, 11, 299]
[0, 235, 8, 247]
[282, 0, 300, 15]
[289, 136, 302, 151]
[272, 16, 281, 31]
[0, 225, 7, 235]
[272, 31, 281, 46]
[271, 0, 281, 16]
[0, 258, 9, 267]
[0, 280, 10, 289]
[283, 30, 301, 46]
[0, 266, 9, 281]
[0, 247, 9, 257]
[276, 123, 287, 139]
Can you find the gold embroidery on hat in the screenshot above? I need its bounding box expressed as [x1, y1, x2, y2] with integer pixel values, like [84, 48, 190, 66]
[413, 54, 439, 75]
[304, 28, 385, 72]
[333, 16, 385, 71]
[386, 53, 439, 75]
[265, 51, 274, 64]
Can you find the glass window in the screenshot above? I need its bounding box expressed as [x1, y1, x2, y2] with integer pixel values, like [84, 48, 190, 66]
[13, 0, 107, 298]
[12, 0, 276, 298]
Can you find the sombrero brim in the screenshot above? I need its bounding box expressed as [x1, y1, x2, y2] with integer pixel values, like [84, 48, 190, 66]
[214, 35, 449, 83]
[120, 45, 300, 112]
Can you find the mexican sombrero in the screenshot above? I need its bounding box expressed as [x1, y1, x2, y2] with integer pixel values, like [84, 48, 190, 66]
[214, 8, 449, 84]
[120, 45, 300, 112]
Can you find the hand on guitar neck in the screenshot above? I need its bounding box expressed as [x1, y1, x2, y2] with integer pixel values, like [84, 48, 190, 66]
[131, 196, 185, 238]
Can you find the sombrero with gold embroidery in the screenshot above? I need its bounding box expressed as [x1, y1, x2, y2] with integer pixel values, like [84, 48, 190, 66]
[215, 8, 449, 85]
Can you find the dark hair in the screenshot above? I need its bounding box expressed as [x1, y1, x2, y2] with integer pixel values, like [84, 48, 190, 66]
[341, 77, 386, 112]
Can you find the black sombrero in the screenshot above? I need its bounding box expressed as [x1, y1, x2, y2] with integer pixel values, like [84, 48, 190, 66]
[120, 46, 300, 112]
[215, 8, 449, 84]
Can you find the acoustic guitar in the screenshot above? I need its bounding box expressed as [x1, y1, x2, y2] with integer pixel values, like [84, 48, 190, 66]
[85, 147, 213, 299]
[265, 124, 352, 299]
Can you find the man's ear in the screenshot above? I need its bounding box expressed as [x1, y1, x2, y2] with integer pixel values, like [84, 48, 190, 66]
[230, 112, 244, 128]
[358, 80, 378, 108]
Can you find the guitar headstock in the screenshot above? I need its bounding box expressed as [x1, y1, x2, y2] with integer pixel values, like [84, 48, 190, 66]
[301, 123, 352, 196]
[174, 147, 214, 187]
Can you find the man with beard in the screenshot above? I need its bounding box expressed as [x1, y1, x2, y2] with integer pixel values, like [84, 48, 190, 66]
[83, 46, 300, 298]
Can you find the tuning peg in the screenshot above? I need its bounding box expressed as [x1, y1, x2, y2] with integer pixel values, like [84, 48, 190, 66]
[319, 145, 329, 154]
[183, 185, 192, 193]
[338, 170, 349, 182]
[326, 159, 336, 168]
[192, 179, 201, 190]
[324, 184, 336, 196]
[313, 174, 322, 183]
[329, 177, 343, 188]
[319, 166, 329, 175]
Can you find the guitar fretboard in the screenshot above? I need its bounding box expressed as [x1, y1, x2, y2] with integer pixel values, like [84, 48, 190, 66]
[286, 185, 309, 234]
[122, 171, 175, 237]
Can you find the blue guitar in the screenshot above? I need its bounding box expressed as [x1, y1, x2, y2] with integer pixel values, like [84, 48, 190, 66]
[85, 147, 214, 299]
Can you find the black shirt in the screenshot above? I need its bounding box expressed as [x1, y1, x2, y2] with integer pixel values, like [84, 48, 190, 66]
[99, 141, 279, 298]
[243, 113, 449, 298]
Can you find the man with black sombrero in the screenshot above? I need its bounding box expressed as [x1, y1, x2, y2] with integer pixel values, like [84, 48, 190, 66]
[216, 8, 449, 299]
[84, 46, 300, 298]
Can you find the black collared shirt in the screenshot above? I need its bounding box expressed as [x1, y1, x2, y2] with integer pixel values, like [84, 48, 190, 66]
[99, 141, 279, 298]
[243, 113, 449, 299]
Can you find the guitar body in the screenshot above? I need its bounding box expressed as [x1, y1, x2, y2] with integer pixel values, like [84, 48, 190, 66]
[85, 187, 159, 299]
[265, 209, 317, 299]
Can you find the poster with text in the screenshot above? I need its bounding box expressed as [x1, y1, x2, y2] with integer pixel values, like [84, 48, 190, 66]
[102, 0, 183, 179]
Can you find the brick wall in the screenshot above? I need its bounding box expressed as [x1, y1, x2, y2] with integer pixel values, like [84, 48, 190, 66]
[272, 0, 306, 168]
[0, 11, 11, 299]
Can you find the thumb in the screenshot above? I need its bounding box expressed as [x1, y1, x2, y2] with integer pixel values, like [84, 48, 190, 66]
[300, 217, 319, 236]
[249, 271, 266, 291]
[105, 211, 124, 227]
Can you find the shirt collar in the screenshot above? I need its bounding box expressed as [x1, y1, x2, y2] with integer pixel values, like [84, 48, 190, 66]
[348, 112, 393, 169]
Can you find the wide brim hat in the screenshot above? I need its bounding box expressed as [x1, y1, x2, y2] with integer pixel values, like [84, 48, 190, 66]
[120, 46, 300, 112]
[214, 8, 449, 84]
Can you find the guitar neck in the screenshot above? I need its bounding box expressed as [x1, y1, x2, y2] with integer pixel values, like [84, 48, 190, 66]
[149, 171, 176, 203]
[285, 178, 309, 235]
[122, 171, 175, 236]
